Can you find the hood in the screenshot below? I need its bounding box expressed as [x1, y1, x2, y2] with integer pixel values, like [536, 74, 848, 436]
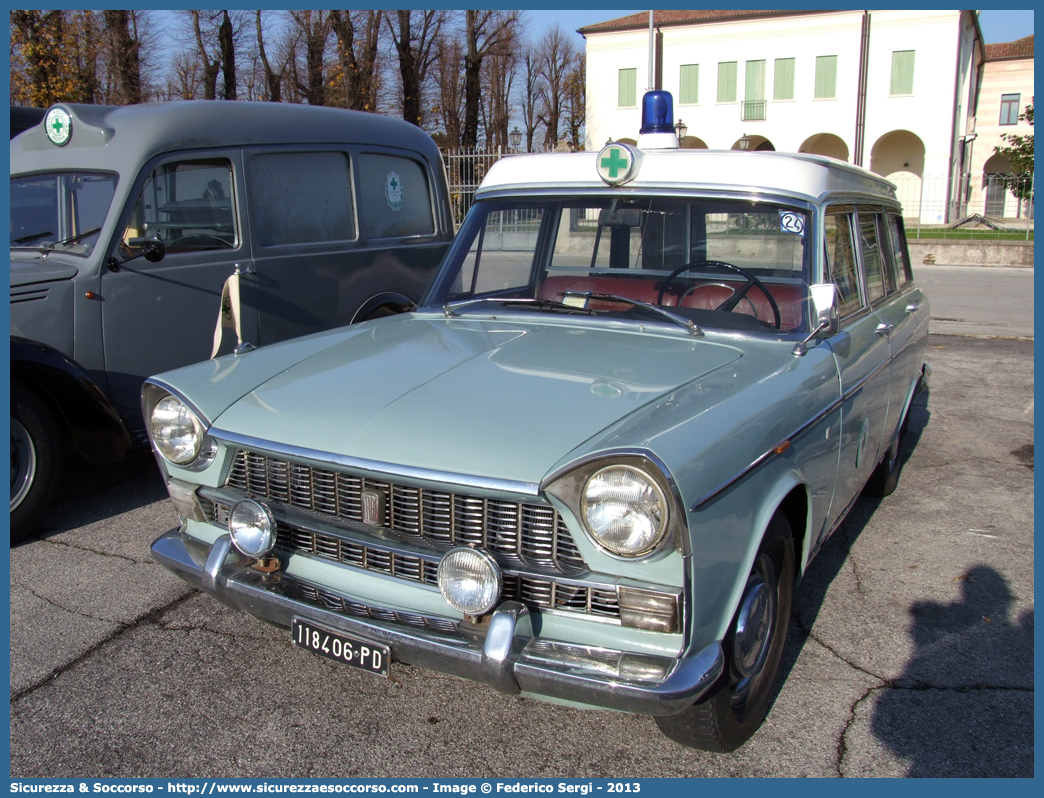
[212, 316, 742, 484]
[9, 257, 78, 288]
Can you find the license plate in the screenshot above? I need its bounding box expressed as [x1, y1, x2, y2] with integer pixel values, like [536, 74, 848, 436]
[291, 617, 390, 677]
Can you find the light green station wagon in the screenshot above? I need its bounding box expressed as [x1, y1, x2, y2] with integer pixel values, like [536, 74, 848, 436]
[147, 92, 929, 751]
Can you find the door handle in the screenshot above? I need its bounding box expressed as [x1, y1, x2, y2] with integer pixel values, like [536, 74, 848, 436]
[905, 302, 920, 313]
[875, 322, 894, 335]
[234, 262, 255, 275]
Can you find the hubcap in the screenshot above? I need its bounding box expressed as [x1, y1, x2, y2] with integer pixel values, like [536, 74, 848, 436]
[733, 579, 774, 679]
[11, 417, 37, 512]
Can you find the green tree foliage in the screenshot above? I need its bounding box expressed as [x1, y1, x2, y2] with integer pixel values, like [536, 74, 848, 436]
[10, 10, 100, 106]
[994, 104, 1034, 201]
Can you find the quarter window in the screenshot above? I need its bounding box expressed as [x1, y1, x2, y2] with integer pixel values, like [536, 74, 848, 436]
[824, 212, 862, 317]
[889, 50, 915, 96]
[887, 214, 913, 286]
[248, 152, 355, 247]
[618, 68, 637, 107]
[123, 159, 235, 254]
[814, 55, 837, 99]
[999, 93, 1021, 125]
[357, 154, 434, 239]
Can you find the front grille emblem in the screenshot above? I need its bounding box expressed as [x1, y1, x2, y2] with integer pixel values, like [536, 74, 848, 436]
[361, 489, 386, 527]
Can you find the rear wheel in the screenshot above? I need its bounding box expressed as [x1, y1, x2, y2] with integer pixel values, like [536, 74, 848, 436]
[10, 384, 62, 543]
[655, 513, 795, 751]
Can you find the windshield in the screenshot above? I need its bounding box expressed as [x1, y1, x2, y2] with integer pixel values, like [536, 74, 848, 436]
[10, 172, 117, 256]
[423, 197, 812, 334]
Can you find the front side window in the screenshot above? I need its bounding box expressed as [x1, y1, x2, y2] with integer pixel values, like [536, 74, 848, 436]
[248, 151, 355, 247]
[357, 153, 434, 239]
[824, 211, 862, 318]
[10, 172, 116, 256]
[890, 50, 915, 96]
[427, 197, 811, 335]
[123, 159, 235, 255]
[618, 68, 637, 107]
[1000, 93, 1021, 125]
[814, 55, 837, 99]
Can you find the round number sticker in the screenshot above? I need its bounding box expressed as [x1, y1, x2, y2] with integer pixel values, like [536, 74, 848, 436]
[779, 212, 804, 235]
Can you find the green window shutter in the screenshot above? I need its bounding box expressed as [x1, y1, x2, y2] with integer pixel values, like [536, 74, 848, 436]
[773, 58, 795, 100]
[717, 61, 737, 103]
[890, 50, 915, 95]
[618, 68, 637, 107]
[679, 64, 699, 104]
[814, 55, 837, 99]
[745, 60, 766, 102]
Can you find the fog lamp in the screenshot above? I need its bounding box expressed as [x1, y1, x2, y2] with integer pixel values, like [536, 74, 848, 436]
[437, 547, 502, 615]
[228, 499, 276, 558]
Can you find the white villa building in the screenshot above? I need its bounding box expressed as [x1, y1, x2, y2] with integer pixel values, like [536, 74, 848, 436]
[580, 10, 1018, 224]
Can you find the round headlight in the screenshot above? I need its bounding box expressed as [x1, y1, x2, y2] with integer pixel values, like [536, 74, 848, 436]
[581, 465, 669, 557]
[437, 547, 502, 615]
[150, 396, 203, 465]
[228, 499, 276, 558]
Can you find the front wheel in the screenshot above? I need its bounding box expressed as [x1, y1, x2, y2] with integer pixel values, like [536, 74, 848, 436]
[655, 513, 795, 751]
[10, 384, 62, 543]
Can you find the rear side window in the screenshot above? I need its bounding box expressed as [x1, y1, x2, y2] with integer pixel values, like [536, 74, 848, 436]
[857, 211, 887, 302]
[123, 159, 235, 254]
[887, 214, 913, 286]
[248, 152, 355, 247]
[357, 154, 434, 239]
[824, 211, 862, 317]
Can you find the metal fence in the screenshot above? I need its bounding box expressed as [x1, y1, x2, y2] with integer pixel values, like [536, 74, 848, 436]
[891, 174, 1033, 240]
[441, 148, 509, 228]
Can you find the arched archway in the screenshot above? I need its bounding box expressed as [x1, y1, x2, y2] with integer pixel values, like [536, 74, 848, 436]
[679, 135, 708, 150]
[982, 152, 1013, 218]
[799, 133, 849, 162]
[732, 134, 774, 151]
[871, 130, 925, 218]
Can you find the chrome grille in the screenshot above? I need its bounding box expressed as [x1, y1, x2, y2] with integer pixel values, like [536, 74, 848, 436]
[226, 449, 586, 571]
[199, 496, 619, 620]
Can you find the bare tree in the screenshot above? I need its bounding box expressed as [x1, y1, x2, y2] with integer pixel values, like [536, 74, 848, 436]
[102, 11, 144, 104]
[189, 11, 221, 99]
[166, 50, 202, 100]
[536, 25, 574, 150]
[385, 10, 444, 127]
[481, 39, 518, 151]
[519, 45, 544, 152]
[330, 10, 382, 112]
[562, 51, 586, 150]
[432, 33, 464, 147]
[254, 11, 289, 102]
[461, 10, 520, 148]
[217, 9, 236, 100]
[288, 10, 331, 105]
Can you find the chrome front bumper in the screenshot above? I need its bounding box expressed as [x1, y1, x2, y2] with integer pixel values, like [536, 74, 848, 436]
[152, 528, 723, 716]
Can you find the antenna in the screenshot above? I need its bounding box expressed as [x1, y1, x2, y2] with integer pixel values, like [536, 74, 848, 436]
[647, 10, 654, 91]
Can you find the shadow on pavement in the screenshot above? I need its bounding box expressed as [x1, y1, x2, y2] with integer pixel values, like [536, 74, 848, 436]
[870, 565, 1034, 777]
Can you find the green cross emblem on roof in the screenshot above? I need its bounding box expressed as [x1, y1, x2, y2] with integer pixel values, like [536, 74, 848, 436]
[596, 143, 636, 185]
[44, 107, 72, 146]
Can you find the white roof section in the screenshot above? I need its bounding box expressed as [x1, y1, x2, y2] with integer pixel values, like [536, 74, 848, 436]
[476, 148, 899, 205]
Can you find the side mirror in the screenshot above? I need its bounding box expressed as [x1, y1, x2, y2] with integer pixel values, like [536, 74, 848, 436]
[141, 237, 166, 263]
[809, 283, 840, 337]
[793, 284, 840, 357]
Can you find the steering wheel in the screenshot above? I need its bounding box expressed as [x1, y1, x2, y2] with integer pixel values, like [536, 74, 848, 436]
[657, 260, 781, 330]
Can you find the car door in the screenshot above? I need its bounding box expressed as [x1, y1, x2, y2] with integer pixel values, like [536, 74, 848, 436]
[100, 149, 257, 419]
[822, 206, 893, 529]
[872, 211, 930, 440]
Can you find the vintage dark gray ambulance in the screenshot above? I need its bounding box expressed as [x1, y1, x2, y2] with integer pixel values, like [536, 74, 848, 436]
[10, 101, 454, 539]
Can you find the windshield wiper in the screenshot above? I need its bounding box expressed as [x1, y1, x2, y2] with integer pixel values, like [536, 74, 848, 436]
[443, 297, 596, 317]
[11, 230, 54, 246]
[561, 291, 703, 338]
[39, 226, 101, 253]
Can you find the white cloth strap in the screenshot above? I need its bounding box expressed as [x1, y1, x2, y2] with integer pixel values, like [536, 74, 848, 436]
[211, 272, 243, 358]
